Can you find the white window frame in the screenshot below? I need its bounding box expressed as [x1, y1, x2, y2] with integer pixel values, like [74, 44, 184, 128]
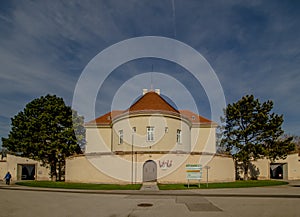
[177, 129, 182, 144]
[147, 126, 154, 142]
[119, 130, 123, 144]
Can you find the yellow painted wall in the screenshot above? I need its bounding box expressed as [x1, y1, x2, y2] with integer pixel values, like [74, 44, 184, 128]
[112, 114, 191, 152]
[240, 153, 300, 180]
[65, 154, 235, 184]
[85, 127, 111, 153]
[86, 113, 217, 155]
[191, 127, 216, 153]
[250, 158, 270, 180]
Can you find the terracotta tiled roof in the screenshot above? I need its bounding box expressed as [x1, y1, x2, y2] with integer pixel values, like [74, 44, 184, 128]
[126, 91, 179, 113]
[86, 92, 215, 126]
[179, 110, 213, 124]
[86, 110, 123, 125]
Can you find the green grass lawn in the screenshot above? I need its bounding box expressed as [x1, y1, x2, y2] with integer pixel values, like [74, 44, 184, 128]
[158, 180, 289, 190]
[15, 180, 288, 190]
[15, 181, 142, 190]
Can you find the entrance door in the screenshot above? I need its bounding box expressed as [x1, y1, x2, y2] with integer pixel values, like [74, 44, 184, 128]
[270, 163, 287, 179]
[143, 160, 157, 182]
[18, 164, 36, 180]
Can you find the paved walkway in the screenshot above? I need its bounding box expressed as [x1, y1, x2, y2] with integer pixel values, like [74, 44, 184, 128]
[1, 180, 300, 198]
[140, 182, 159, 191]
[1, 182, 300, 217]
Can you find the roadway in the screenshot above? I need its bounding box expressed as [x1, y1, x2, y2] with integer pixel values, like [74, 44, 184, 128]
[0, 181, 300, 217]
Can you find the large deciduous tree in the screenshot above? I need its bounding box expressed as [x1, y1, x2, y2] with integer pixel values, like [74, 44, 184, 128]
[220, 95, 294, 180]
[2, 94, 85, 181]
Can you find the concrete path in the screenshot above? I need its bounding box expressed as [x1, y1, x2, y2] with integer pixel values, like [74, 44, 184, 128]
[1, 185, 300, 217]
[2, 180, 300, 198]
[1, 180, 300, 217]
[140, 182, 159, 191]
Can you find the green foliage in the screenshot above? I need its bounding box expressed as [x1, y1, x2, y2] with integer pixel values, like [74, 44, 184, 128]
[220, 95, 295, 179]
[16, 181, 142, 190]
[2, 94, 85, 180]
[157, 180, 288, 190]
[292, 135, 300, 151]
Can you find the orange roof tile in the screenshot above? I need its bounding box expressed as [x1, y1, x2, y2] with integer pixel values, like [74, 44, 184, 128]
[87, 92, 215, 125]
[86, 110, 123, 125]
[126, 91, 179, 113]
[179, 110, 213, 124]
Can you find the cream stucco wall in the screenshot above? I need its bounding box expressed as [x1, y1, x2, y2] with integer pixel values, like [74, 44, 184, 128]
[65, 153, 235, 184]
[0, 160, 7, 180]
[85, 113, 217, 155]
[239, 153, 300, 180]
[158, 154, 234, 183]
[248, 158, 270, 180]
[272, 153, 300, 180]
[112, 114, 191, 153]
[65, 155, 122, 183]
[85, 127, 111, 153]
[67, 111, 222, 183]
[191, 127, 216, 153]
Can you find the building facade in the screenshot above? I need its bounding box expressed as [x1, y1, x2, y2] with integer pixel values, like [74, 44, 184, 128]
[2, 90, 299, 184]
[0, 154, 50, 181]
[66, 89, 235, 184]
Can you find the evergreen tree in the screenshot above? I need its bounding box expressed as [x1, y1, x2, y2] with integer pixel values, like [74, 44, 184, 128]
[220, 95, 294, 180]
[2, 94, 85, 181]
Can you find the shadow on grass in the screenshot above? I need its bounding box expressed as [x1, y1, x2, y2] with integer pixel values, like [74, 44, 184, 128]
[158, 180, 289, 190]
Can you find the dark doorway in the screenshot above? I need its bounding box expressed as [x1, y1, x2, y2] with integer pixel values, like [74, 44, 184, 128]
[19, 164, 36, 180]
[270, 164, 287, 179]
[143, 160, 157, 182]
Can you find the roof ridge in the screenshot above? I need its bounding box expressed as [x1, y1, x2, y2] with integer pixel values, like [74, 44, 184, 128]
[125, 91, 179, 113]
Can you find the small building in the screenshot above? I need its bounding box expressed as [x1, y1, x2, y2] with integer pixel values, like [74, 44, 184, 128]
[66, 89, 235, 184]
[0, 154, 50, 181]
[248, 153, 300, 180]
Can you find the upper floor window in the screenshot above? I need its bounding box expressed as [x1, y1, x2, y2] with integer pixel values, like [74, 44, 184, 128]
[177, 129, 182, 144]
[118, 130, 123, 144]
[147, 126, 154, 142]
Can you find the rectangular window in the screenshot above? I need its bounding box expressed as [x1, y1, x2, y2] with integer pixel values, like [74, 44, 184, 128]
[119, 130, 123, 144]
[177, 129, 182, 144]
[147, 126, 154, 142]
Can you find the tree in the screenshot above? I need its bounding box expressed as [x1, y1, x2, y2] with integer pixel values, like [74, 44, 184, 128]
[2, 94, 85, 181]
[292, 135, 300, 151]
[220, 95, 295, 180]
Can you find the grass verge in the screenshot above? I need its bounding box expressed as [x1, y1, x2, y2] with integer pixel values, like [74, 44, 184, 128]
[15, 181, 142, 190]
[158, 180, 289, 190]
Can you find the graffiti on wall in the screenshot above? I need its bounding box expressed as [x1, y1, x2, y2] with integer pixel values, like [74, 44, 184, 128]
[159, 160, 173, 170]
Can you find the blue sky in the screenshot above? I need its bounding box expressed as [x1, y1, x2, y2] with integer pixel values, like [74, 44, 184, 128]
[0, 0, 300, 145]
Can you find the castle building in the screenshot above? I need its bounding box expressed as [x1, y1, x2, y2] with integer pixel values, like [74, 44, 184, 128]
[66, 89, 235, 183]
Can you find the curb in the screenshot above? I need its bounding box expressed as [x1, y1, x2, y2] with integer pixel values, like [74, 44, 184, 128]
[1, 185, 300, 198]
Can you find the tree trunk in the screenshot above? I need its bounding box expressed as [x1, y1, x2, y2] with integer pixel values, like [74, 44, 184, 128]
[50, 161, 57, 181]
[234, 160, 239, 180]
[243, 162, 249, 180]
[58, 160, 61, 181]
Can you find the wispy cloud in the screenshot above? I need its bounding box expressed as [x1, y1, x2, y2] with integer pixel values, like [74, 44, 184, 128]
[0, 0, 300, 143]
